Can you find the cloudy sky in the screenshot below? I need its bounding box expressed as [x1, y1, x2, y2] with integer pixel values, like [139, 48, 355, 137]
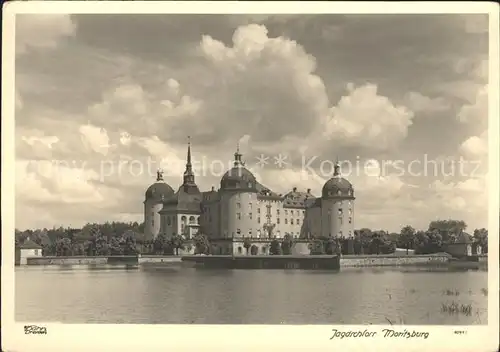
[14, 12, 490, 232]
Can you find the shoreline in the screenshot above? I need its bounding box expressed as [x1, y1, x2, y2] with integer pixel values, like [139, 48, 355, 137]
[15, 254, 488, 270]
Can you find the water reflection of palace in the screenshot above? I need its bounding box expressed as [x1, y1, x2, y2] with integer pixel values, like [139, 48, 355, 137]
[143, 138, 355, 255]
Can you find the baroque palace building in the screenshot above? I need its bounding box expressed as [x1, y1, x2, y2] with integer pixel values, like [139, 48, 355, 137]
[144, 139, 355, 255]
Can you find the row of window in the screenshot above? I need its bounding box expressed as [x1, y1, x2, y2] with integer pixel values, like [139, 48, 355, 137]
[236, 203, 307, 217]
[204, 200, 354, 216]
[235, 213, 303, 226]
[330, 208, 353, 215]
[324, 216, 353, 224]
[235, 229, 300, 237]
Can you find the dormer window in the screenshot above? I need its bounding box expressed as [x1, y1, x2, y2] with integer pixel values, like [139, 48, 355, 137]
[337, 190, 342, 195]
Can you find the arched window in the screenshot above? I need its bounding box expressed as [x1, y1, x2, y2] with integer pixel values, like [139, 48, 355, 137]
[181, 216, 187, 224]
[189, 216, 195, 224]
[167, 216, 171, 226]
[238, 247, 243, 254]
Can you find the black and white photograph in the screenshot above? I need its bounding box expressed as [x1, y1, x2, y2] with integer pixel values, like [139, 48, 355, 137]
[2, 1, 499, 351]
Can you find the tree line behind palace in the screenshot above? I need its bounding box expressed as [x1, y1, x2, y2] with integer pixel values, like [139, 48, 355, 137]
[14, 219, 488, 257]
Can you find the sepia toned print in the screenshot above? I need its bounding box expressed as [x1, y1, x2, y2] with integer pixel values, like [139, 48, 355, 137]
[2, 2, 499, 352]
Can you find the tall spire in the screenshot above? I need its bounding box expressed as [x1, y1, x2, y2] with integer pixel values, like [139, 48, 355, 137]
[333, 157, 341, 177]
[183, 136, 195, 185]
[234, 141, 243, 167]
[186, 135, 192, 168]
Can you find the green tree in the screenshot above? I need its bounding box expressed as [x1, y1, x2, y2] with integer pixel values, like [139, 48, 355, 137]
[473, 228, 488, 253]
[109, 236, 123, 255]
[369, 232, 385, 255]
[122, 231, 139, 255]
[269, 239, 282, 255]
[399, 225, 416, 254]
[153, 233, 169, 254]
[193, 233, 211, 255]
[88, 227, 109, 256]
[243, 238, 252, 255]
[324, 237, 338, 255]
[250, 245, 258, 255]
[281, 234, 294, 255]
[55, 237, 72, 256]
[428, 220, 467, 243]
[310, 238, 325, 255]
[358, 228, 373, 253]
[170, 235, 185, 256]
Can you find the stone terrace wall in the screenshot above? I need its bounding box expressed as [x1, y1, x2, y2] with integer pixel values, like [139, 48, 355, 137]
[138, 255, 182, 264]
[26, 256, 108, 265]
[340, 254, 451, 267]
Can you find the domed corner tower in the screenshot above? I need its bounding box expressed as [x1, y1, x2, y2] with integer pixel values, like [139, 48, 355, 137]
[321, 159, 355, 241]
[219, 144, 259, 241]
[144, 169, 174, 241]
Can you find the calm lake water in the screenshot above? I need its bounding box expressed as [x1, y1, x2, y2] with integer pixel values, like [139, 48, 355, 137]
[15, 265, 488, 325]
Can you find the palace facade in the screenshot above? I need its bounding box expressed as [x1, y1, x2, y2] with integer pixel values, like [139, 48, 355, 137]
[143, 139, 355, 254]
